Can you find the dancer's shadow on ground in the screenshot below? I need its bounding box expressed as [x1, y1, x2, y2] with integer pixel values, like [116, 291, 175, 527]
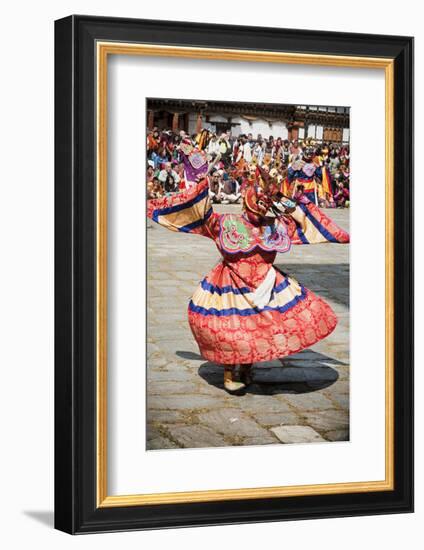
[274, 263, 350, 309]
[195, 350, 343, 395]
[176, 350, 204, 361]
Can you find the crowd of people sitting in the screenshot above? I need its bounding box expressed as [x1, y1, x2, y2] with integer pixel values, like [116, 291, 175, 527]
[146, 127, 350, 208]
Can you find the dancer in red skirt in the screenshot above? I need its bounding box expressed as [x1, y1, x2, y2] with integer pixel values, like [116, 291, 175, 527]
[147, 174, 349, 393]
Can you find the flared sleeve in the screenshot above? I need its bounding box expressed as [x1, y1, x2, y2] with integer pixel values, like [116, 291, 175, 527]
[284, 200, 350, 244]
[146, 178, 219, 239]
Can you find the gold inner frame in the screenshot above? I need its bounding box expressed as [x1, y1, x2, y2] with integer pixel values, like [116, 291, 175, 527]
[96, 42, 395, 508]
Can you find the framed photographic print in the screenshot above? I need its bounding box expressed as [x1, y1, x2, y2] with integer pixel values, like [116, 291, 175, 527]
[54, 15, 414, 534]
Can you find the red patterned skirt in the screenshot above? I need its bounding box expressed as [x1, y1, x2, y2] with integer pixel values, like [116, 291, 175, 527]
[187, 259, 337, 365]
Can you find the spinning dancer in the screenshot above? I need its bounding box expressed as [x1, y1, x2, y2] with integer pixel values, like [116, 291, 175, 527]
[147, 168, 349, 394]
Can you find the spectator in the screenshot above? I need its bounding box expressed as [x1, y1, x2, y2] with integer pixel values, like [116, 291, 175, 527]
[158, 162, 180, 186]
[208, 170, 223, 203]
[220, 175, 241, 204]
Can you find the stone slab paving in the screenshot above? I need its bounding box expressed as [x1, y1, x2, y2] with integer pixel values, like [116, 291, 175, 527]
[147, 205, 350, 449]
[271, 425, 326, 444]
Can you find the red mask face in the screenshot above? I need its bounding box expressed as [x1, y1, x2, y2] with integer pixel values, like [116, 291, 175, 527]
[243, 186, 272, 223]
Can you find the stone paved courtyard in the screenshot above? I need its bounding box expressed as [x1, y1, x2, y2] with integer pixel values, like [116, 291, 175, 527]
[147, 206, 350, 450]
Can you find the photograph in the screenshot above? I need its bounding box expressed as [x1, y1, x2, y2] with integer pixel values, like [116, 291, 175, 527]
[146, 98, 351, 451]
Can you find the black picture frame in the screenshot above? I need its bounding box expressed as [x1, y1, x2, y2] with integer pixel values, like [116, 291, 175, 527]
[55, 15, 414, 534]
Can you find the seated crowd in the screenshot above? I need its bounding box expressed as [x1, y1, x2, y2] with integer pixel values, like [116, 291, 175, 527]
[146, 127, 350, 208]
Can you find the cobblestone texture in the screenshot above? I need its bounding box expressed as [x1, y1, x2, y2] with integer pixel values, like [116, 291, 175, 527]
[147, 205, 350, 449]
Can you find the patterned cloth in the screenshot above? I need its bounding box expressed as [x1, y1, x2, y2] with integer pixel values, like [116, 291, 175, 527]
[285, 164, 333, 203]
[147, 179, 349, 365]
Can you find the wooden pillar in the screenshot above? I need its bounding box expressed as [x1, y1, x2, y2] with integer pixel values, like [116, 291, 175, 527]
[147, 110, 154, 130]
[196, 112, 203, 133]
[172, 112, 179, 132]
[287, 123, 292, 141]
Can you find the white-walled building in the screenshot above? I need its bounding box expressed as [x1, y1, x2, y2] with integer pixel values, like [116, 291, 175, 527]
[148, 99, 349, 144]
